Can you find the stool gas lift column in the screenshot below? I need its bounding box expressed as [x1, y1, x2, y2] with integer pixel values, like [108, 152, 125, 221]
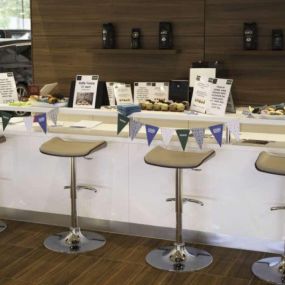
[0, 135, 7, 232]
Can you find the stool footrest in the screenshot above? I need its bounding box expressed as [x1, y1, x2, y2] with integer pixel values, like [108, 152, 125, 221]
[271, 206, 285, 211]
[166, 197, 204, 206]
[64, 185, 98, 193]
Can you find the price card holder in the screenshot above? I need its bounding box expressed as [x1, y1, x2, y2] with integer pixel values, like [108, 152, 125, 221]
[226, 92, 236, 113]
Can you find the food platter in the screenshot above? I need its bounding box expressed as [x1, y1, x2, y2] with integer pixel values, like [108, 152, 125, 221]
[248, 104, 285, 120]
[30, 101, 68, 108]
[260, 114, 285, 120]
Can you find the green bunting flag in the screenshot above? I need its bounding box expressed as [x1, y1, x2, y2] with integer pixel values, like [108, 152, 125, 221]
[0, 111, 14, 131]
[117, 113, 130, 135]
[176, 129, 190, 151]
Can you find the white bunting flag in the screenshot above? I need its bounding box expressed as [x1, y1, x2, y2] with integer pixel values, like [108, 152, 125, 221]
[23, 116, 33, 132]
[192, 128, 205, 149]
[48, 108, 59, 126]
[129, 118, 143, 140]
[161, 128, 174, 146]
[226, 120, 240, 141]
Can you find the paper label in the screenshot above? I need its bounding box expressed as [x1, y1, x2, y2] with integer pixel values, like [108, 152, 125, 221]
[73, 75, 99, 109]
[190, 76, 212, 114]
[106, 82, 117, 106]
[113, 83, 133, 105]
[0, 73, 18, 103]
[134, 82, 169, 104]
[189, 68, 216, 87]
[206, 78, 233, 115]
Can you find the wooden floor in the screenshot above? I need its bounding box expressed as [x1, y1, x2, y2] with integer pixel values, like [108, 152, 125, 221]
[0, 220, 272, 285]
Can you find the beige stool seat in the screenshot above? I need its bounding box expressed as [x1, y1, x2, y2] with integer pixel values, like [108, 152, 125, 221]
[144, 146, 215, 169]
[255, 151, 285, 176]
[40, 137, 106, 157]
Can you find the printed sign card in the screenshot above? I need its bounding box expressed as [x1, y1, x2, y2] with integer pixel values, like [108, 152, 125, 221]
[190, 76, 233, 116]
[73, 75, 99, 109]
[134, 82, 169, 104]
[113, 83, 133, 105]
[190, 76, 212, 114]
[189, 68, 216, 87]
[0, 73, 18, 103]
[106, 82, 117, 106]
[206, 78, 233, 116]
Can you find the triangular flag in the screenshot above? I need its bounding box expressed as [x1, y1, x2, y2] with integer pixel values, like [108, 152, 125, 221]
[209, 124, 224, 147]
[192, 128, 205, 149]
[23, 116, 33, 132]
[48, 108, 59, 126]
[226, 120, 240, 141]
[161, 128, 174, 146]
[145, 125, 159, 146]
[117, 113, 129, 135]
[34, 113, 47, 134]
[176, 129, 190, 151]
[130, 118, 143, 140]
[0, 111, 13, 131]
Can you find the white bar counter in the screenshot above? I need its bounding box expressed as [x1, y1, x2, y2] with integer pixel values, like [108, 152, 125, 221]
[1, 106, 285, 253]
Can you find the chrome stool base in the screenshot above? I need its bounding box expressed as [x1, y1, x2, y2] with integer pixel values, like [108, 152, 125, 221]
[44, 228, 105, 254]
[146, 243, 213, 272]
[0, 221, 7, 233]
[252, 257, 285, 285]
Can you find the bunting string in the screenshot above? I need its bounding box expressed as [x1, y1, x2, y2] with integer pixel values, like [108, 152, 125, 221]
[117, 113, 240, 150]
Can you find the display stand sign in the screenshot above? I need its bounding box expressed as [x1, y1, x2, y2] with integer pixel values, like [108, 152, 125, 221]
[190, 76, 233, 115]
[0, 72, 18, 103]
[134, 82, 169, 104]
[206, 78, 233, 115]
[106, 82, 117, 106]
[189, 68, 216, 87]
[190, 76, 213, 113]
[113, 83, 133, 105]
[73, 75, 99, 109]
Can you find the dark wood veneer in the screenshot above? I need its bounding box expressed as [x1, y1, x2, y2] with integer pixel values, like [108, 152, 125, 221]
[32, 0, 285, 105]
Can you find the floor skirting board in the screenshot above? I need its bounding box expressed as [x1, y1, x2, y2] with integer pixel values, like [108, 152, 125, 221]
[0, 206, 281, 254]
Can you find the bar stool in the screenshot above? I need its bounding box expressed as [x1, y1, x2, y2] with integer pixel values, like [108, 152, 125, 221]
[252, 151, 285, 284]
[144, 146, 215, 272]
[0, 135, 7, 232]
[40, 137, 107, 254]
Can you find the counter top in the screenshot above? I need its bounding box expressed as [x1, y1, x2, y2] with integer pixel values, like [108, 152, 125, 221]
[1, 104, 285, 125]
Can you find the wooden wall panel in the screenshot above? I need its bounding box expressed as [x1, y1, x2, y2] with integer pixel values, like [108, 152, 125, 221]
[205, 0, 285, 105]
[31, 0, 204, 97]
[32, 0, 285, 105]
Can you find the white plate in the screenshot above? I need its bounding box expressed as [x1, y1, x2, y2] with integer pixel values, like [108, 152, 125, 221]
[260, 114, 285, 120]
[30, 101, 68, 108]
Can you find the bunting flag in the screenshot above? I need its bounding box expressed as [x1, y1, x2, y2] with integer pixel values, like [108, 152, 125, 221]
[23, 116, 34, 132]
[34, 113, 47, 134]
[117, 113, 130, 135]
[161, 128, 174, 146]
[129, 118, 143, 140]
[192, 128, 205, 149]
[209, 124, 224, 147]
[226, 120, 240, 141]
[146, 125, 159, 146]
[176, 129, 190, 151]
[48, 108, 59, 126]
[0, 111, 13, 131]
